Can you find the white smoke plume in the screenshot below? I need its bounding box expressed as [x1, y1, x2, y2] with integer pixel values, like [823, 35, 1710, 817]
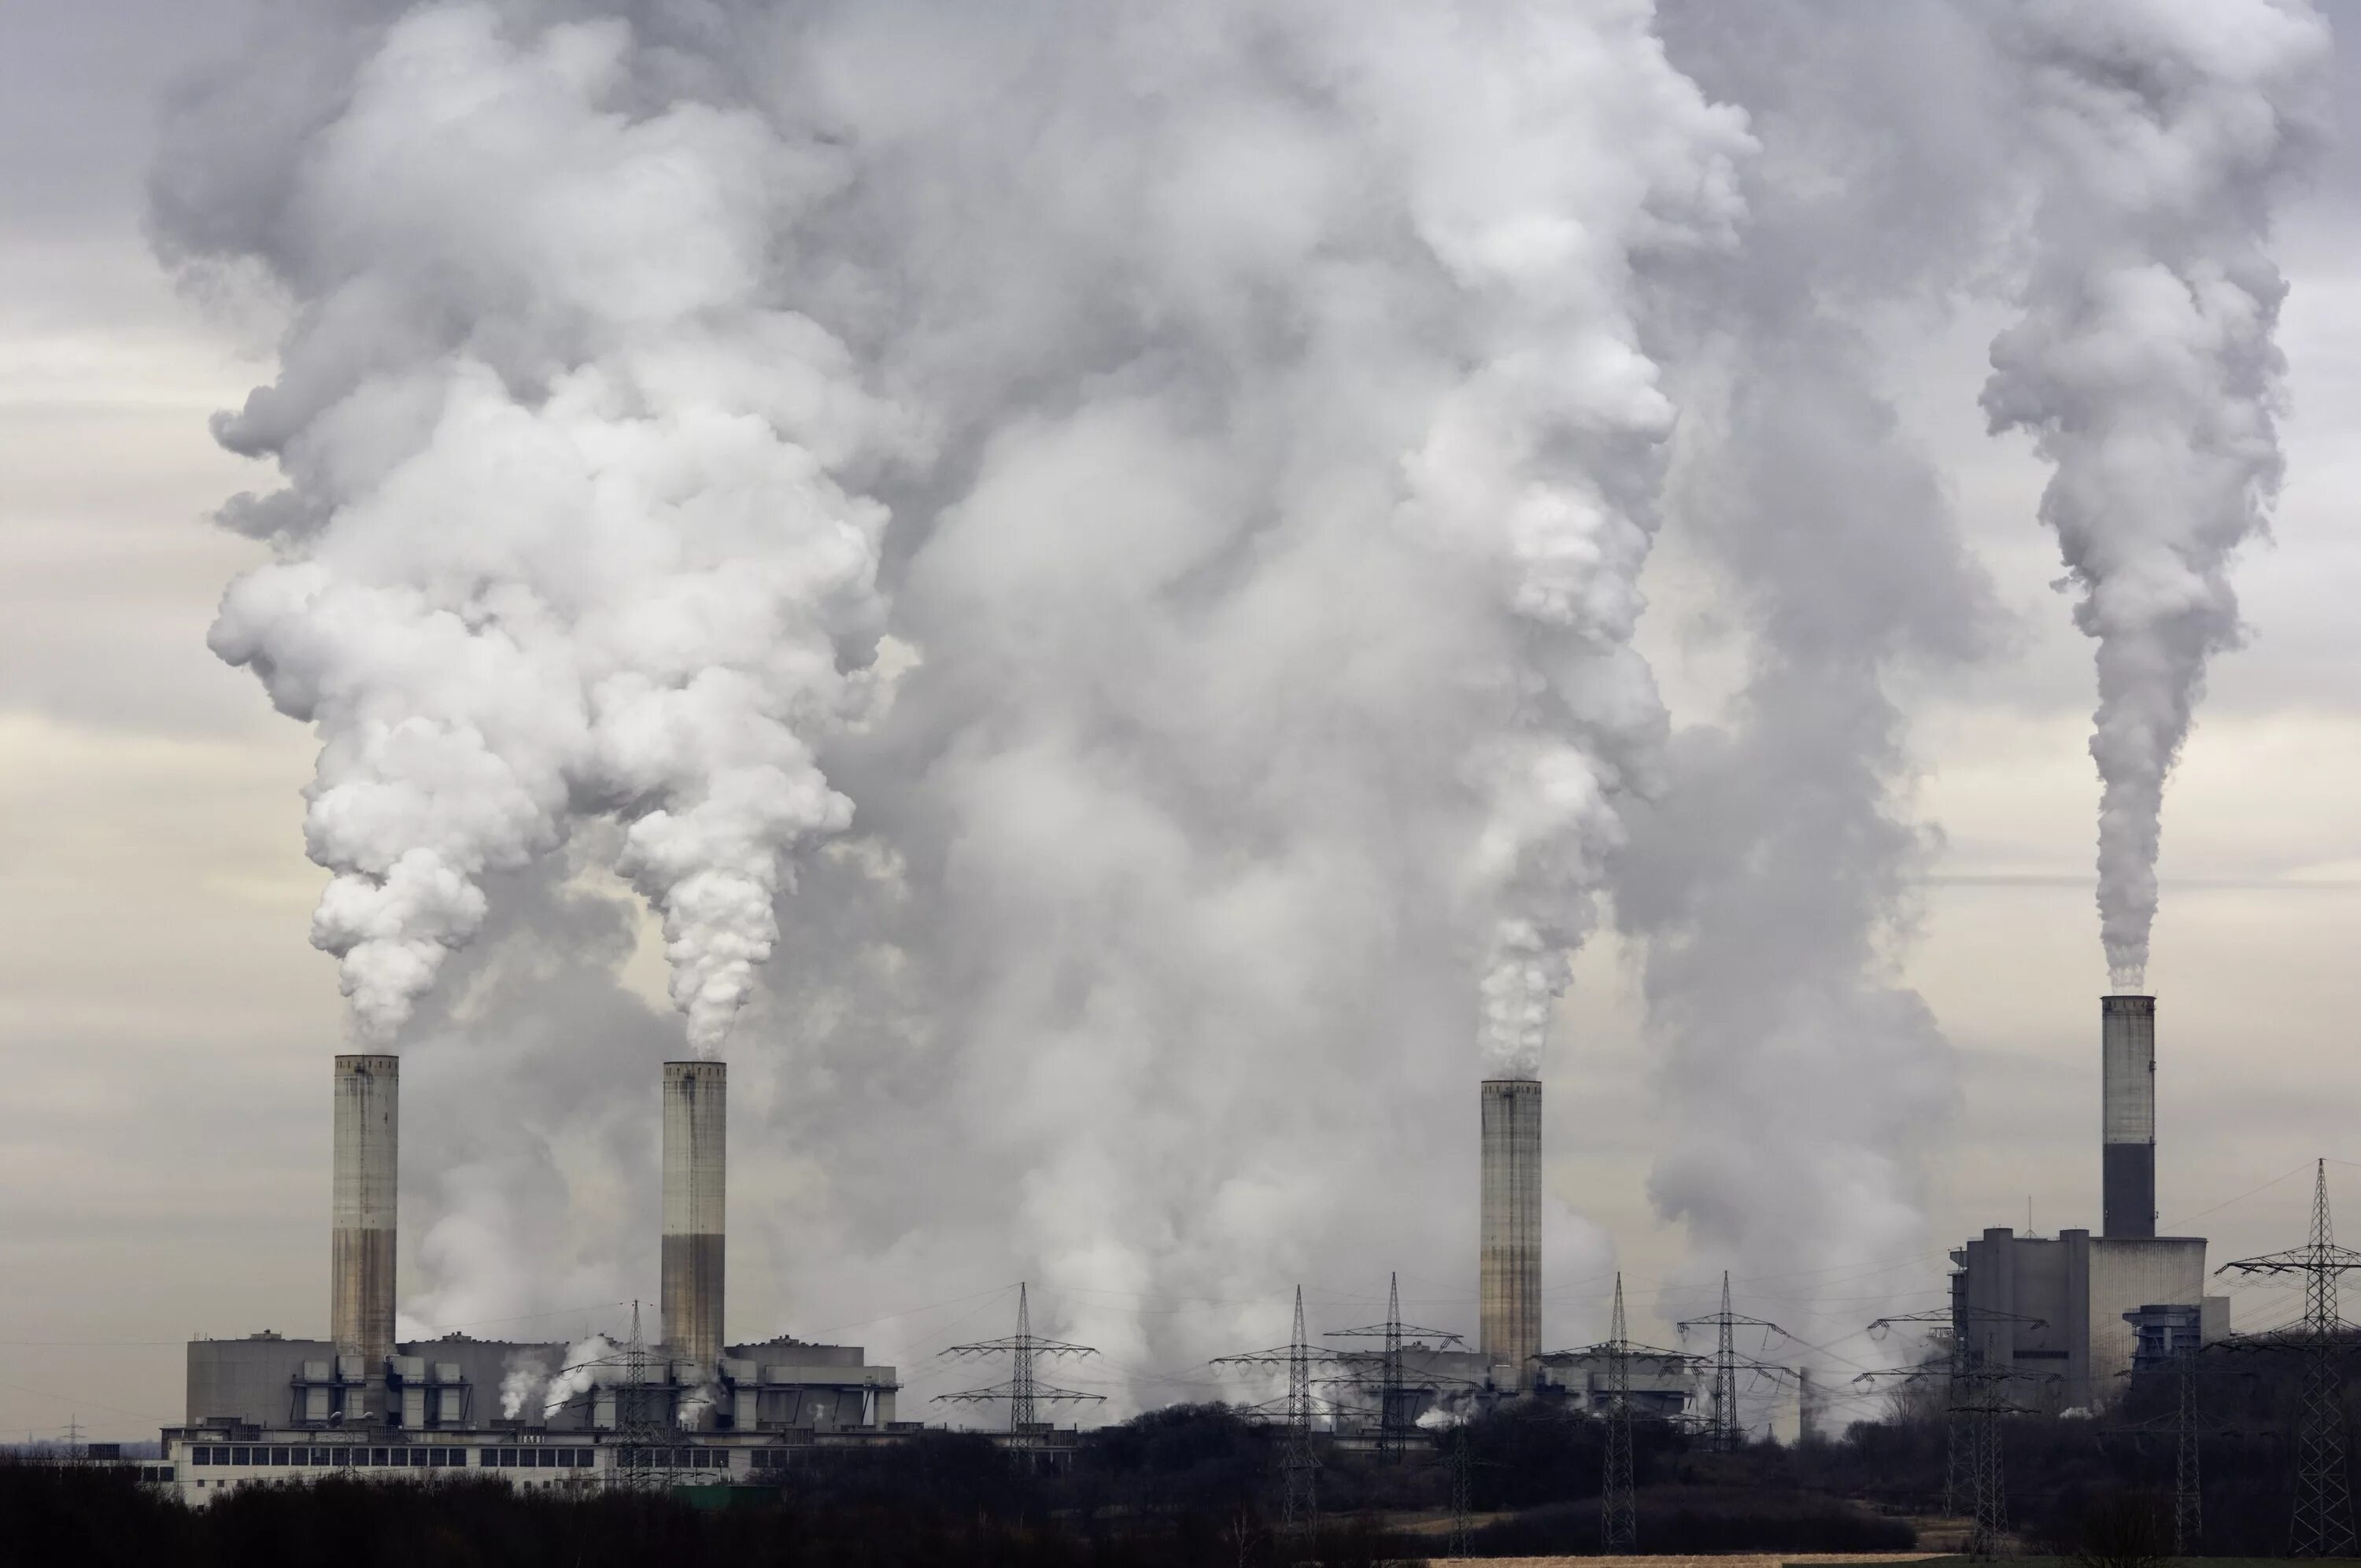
[498, 1352, 550, 1422]
[1626, 0, 2002, 1352]
[675, 1382, 719, 1430]
[1982, 0, 2330, 990]
[157, 1, 1744, 1398]
[540, 1334, 618, 1422]
[155, 4, 901, 1052]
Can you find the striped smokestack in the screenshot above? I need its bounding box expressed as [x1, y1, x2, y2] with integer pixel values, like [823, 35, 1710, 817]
[2102, 995, 2156, 1239]
[662, 1061, 726, 1372]
[1479, 1078, 1542, 1386]
[331, 1053, 398, 1373]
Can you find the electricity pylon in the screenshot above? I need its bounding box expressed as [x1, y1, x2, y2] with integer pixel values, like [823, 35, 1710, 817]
[2219, 1158, 2361, 1558]
[935, 1282, 1106, 1444]
[1538, 1272, 1705, 1554]
[1602, 1275, 1638, 1551]
[1326, 1273, 1463, 1460]
[1676, 1271, 1790, 1451]
[1211, 1286, 1336, 1537]
[613, 1300, 674, 1492]
[1864, 1305, 2051, 1559]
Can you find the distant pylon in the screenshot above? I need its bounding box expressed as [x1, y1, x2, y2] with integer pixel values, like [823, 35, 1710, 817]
[1283, 1286, 1318, 1537]
[2219, 1159, 2361, 1557]
[1208, 1285, 1340, 1536]
[1862, 1304, 2051, 1559]
[1326, 1272, 1462, 1461]
[1674, 1271, 1790, 1452]
[613, 1300, 674, 1492]
[1601, 1274, 1638, 1551]
[2174, 1328, 2202, 1554]
[936, 1282, 1106, 1444]
[1448, 1422, 1475, 1558]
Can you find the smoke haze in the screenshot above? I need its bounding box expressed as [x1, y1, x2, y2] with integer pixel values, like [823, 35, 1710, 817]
[141, 0, 2331, 1411]
[1982, 0, 2330, 990]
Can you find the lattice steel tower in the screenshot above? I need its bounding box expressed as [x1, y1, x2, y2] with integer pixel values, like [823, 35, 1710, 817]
[935, 1282, 1106, 1443]
[1326, 1273, 1461, 1461]
[1600, 1274, 1638, 1552]
[1209, 1286, 1339, 1535]
[1676, 1271, 1790, 1452]
[2220, 1159, 2361, 1558]
[1863, 1305, 2049, 1560]
[611, 1300, 675, 1492]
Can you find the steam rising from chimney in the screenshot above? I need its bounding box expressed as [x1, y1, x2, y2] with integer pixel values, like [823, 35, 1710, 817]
[160, 9, 897, 1053]
[1982, 0, 2329, 990]
[159, 0, 1759, 1387]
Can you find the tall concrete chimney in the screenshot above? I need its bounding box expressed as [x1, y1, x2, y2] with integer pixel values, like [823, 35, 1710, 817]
[2102, 995, 2156, 1239]
[662, 1061, 726, 1372]
[1479, 1078, 1542, 1385]
[331, 1053, 398, 1372]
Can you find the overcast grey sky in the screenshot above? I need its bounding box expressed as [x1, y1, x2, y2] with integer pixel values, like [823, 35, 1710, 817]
[4, 1, 2360, 1443]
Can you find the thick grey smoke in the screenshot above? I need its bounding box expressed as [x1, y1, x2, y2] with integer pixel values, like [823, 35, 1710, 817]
[1982, 0, 2330, 990]
[741, 0, 1746, 1379]
[1629, 0, 2003, 1369]
[156, 4, 900, 1052]
[157, 0, 1750, 1393]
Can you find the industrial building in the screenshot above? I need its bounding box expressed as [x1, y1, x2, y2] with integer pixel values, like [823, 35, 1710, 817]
[1317, 1075, 1697, 1436]
[157, 1056, 906, 1501]
[1947, 995, 2229, 1409]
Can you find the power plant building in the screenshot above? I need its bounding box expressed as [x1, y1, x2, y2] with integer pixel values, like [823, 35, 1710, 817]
[157, 1057, 904, 1502]
[1947, 996, 2227, 1409]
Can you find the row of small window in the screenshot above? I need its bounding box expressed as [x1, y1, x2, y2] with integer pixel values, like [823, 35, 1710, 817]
[185, 1445, 594, 1470]
[612, 1448, 731, 1470]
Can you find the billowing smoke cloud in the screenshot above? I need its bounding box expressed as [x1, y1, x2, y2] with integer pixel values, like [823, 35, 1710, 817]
[159, 0, 1748, 1400]
[153, 4, 901, 1052]
[1626, 0, 2002, 1383]
[748, 0, 1746, 1385]
[498, 1352, 550, 1421]
[1982, 0, 2330, 990]
[539, 1334, 619, 1422]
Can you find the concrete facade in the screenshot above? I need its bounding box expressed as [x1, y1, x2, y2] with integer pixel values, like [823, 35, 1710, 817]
[172, 1329, 903, 1502]
[1478, 1079, 1542, 1388]
[662, 1061, 726, 1376]
[1325, 1342, 1693, 1437]
[331, 1055, 397, 1391]
[166, 1049, 910, 1500]
[1952, 1227, 2225, 1409]
[2101, 996, 2157, 1239]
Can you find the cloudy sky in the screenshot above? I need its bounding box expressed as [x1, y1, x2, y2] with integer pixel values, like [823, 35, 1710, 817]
[3, 0, 2359, 1444]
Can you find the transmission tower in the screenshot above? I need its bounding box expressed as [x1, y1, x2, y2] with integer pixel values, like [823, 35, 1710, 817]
[1535, 1272, 1705, 1553]
[1602, 1275, 1638, 1551]
[1863, 1305, 2051, 1559]
[1326, 1273, 1463, 1461]
[2219, 1158, 2361, 1558]
[936, 1282, 1106, 1446]
[1676, 1271, 1791, 1451]
[611, 1300, 676, 1492]
[1281, 1287, 1318, 1537]
[1449, 1428, 1472, 1557]
[1211, 1286, 1336, 1536]
[2174, 1331, 2203, 1554]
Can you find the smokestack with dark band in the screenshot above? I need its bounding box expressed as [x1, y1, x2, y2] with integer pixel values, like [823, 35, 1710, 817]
[331, 1053, 398, 1374]
[663, 1061, 726, 1373]
[2102, 995, 2156, 1239]
[1480, 1079, 1542, 1386]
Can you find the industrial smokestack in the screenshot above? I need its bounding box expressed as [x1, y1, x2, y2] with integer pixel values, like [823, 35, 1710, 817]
[2102, 995, 2156, 1239]
[1479, 1079, 1541, 1386]
[331, 1053, 398, 1373]
[662, 1061, 726, 1372]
